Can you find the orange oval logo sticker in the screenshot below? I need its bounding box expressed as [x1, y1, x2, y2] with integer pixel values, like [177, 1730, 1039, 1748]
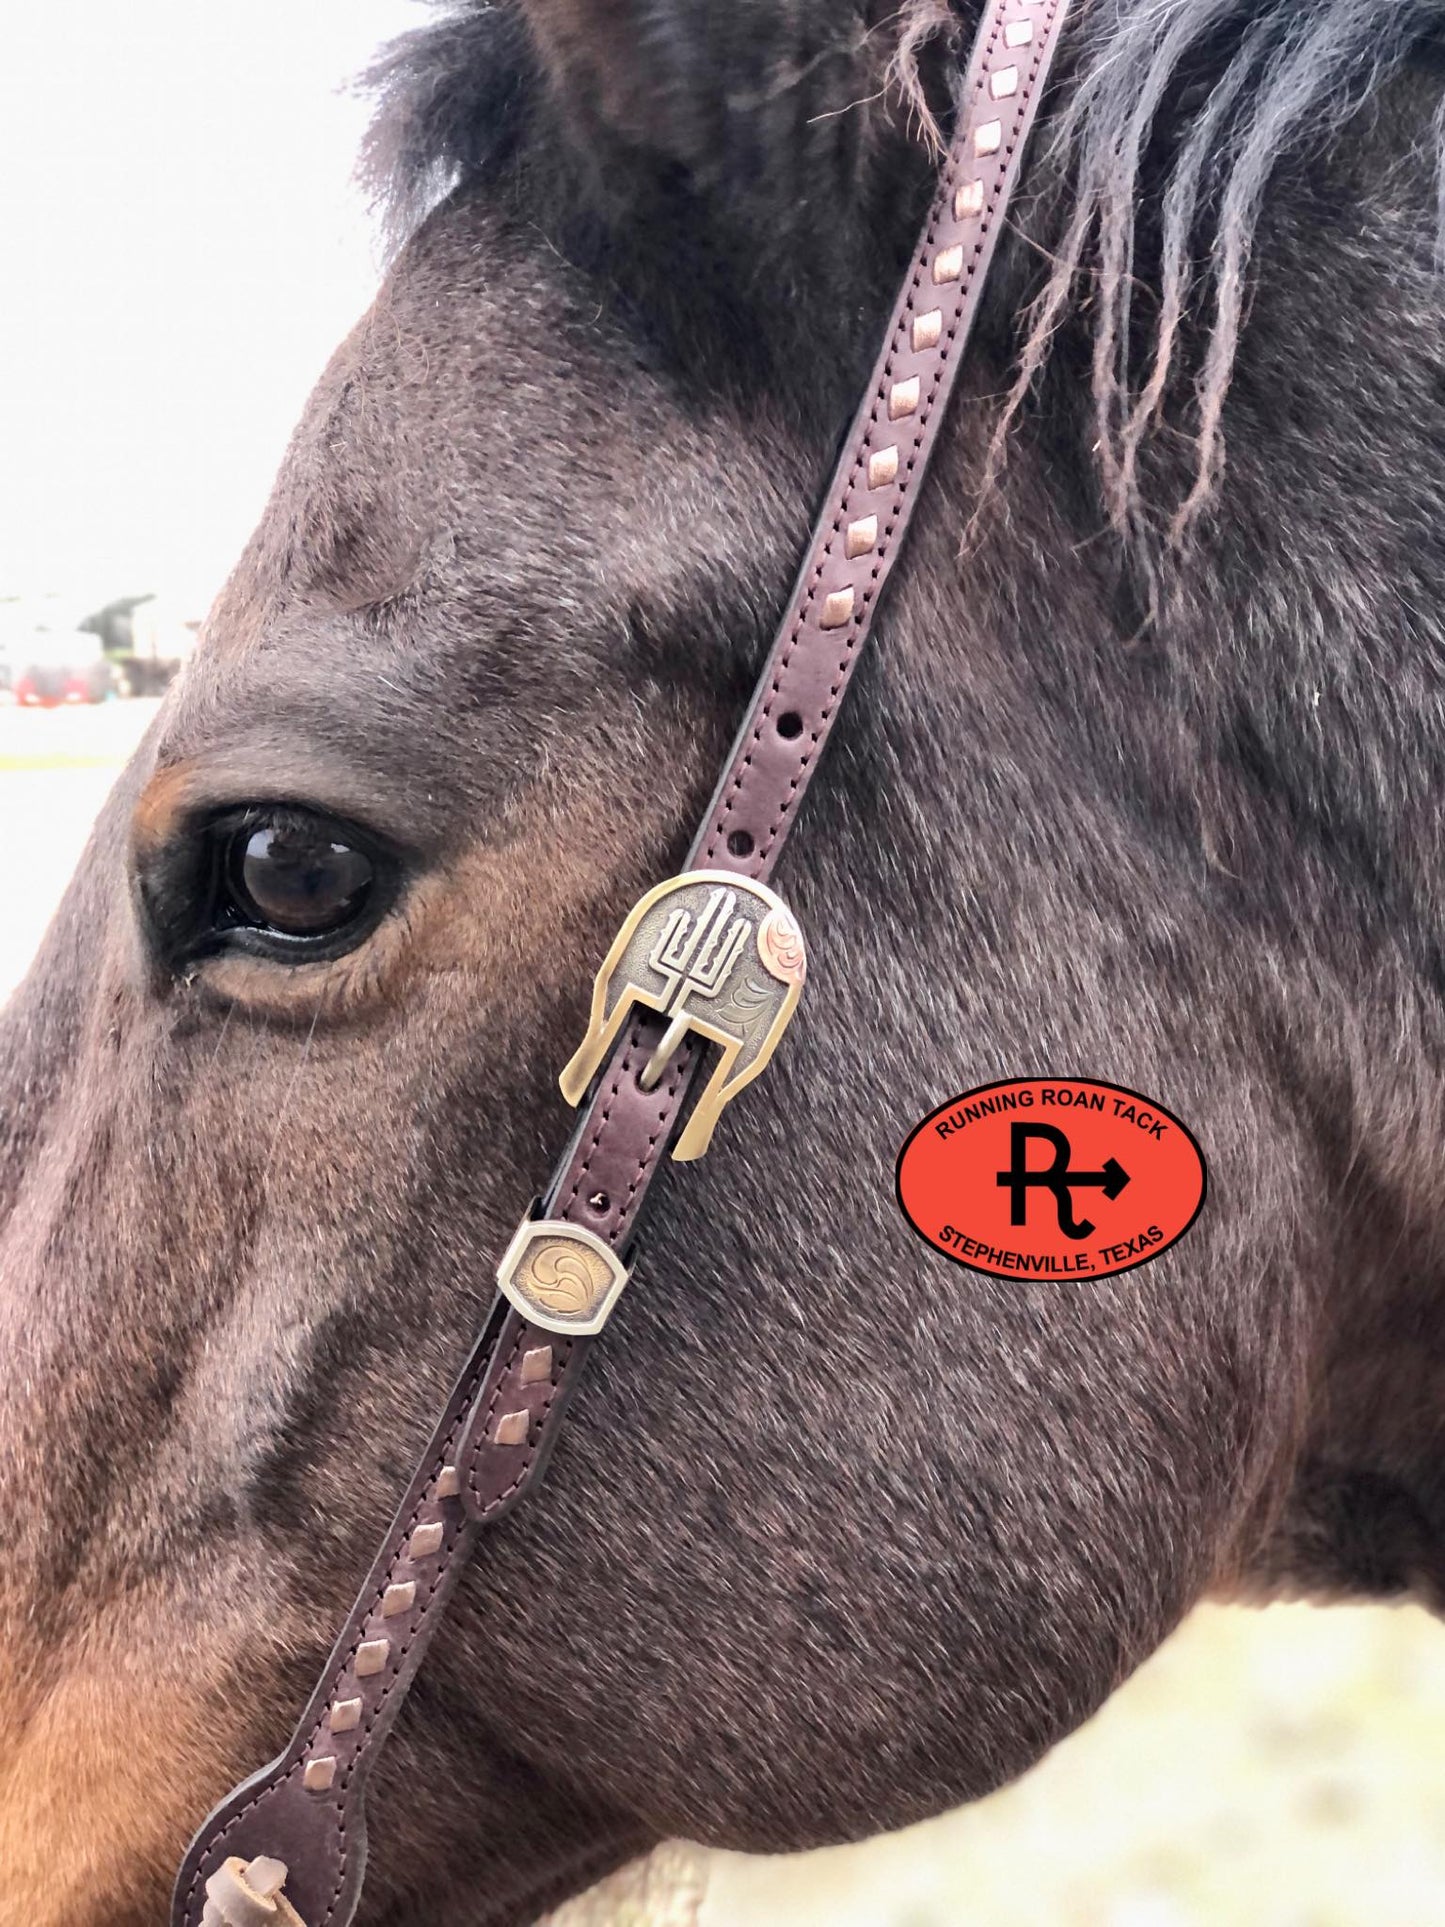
[896, 1078, 1207, 1282]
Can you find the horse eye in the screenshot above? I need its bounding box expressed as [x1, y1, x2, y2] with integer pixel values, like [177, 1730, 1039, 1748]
[224, 818, 375, 938]
[137, 802, 400, 971]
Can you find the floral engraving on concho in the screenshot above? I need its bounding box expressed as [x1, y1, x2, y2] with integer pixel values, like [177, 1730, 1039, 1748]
[497, 1221, 631, 1336]
[523, 1238, 612, 1317]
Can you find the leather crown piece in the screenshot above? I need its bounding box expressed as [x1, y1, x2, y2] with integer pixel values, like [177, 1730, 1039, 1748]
[174, 3, 1073, 1922]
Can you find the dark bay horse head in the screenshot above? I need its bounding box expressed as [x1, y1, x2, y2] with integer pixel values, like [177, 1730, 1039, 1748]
[7, 1, 1445, 1919]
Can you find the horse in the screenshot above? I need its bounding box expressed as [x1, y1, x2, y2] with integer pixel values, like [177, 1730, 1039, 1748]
[5, 0, 1445, 1920]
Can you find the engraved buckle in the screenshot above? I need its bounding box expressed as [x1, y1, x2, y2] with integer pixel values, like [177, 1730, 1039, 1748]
[497, 1215, 631, 1336]
[559, 871, 806, 1161]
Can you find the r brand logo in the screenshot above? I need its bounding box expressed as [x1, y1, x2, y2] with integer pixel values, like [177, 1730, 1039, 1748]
[895, 1078, 1208, 1283]
[996, 1123, 1131, 1239]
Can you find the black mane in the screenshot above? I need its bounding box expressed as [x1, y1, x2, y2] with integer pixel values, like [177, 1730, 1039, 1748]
[362, 5, 542, 248]
[363, 0, 1445, 531]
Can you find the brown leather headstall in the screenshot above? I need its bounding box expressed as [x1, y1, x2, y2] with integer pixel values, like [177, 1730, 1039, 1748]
[175, 3, 1071, 1919]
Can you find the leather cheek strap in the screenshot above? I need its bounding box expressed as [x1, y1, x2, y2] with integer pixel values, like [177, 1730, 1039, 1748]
[173, 1021, 696, 1927]
[173, 4, 1072, 1921]
[459, 1024, 701, 1520]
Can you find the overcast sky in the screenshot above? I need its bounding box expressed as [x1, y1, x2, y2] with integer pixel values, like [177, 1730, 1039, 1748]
[1, 1, 423, 613]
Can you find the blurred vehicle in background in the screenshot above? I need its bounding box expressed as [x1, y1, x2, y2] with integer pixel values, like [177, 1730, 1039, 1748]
[0, 601, 121, 706]
[82, 590, 201, 695]
[0, 590, 205, 703]
[11, 631, 118, 706]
